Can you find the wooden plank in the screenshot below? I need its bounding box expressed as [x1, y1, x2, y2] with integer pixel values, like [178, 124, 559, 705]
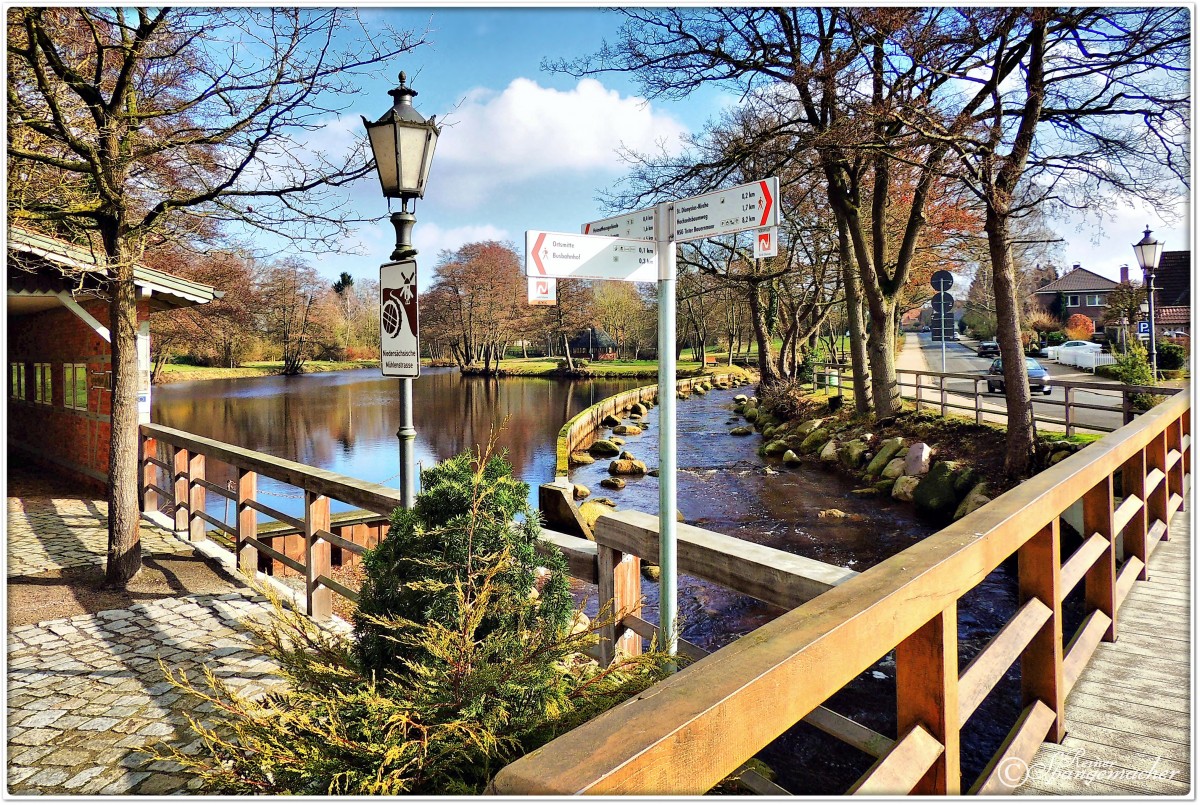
[1071, 676, 1191, 714]
[1166, 448, 1182, 470]
[1144, 467, 1166, 497]
[1168, 492, 1183, 520]
[141, 423, 407, 516]
[1053, 718, 1191, 763]
[970, 700, 1056, 795]
[318, 527, 367, 556]
[144, 455, 170, 471]
[597, 544, 641, 666]
[237, 470, 257, 576]
[1112, 493, 1143, 535]
[848, 725, 943, 796]
[537, 528, 599, 584]
[1081, 477, 1116, 641]
[803, 704, 896, 760]
[1115, 556, 1144, 607]
[187, 452, 206, 543]
[1018, 521, 1064, 743]
[1119, 450, 1149, 581]
[173, 446, 189, 532]
[247, 499, 304, 531]
[1058, 533, 1107, 598]
[1063, 700, 1191, 745]
[315, 573, 360, 604]
[144, 482, 173, 502]
[140, 435, 158, 513]
[622, 615, 707, 662]
[896, 606, 959, 794]
[596, 509, 858, 610]
[244, 536, 305, 574]
[193, 508, 234, 537]
[305, 491, 332, 621]
[958, 597, 1051, 727]
[193, 477, 235, 500]
[1062, 610, 1112, 693]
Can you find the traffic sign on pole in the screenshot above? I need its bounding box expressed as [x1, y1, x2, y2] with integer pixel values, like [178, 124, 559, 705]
[582, 207, 655, 240]
[931, 269, 954, 292]
[673, 177, 778, 242]
[1137, 320, 1151, 335]
[380, 259, 420, 378]
[526, 230, 658, 282]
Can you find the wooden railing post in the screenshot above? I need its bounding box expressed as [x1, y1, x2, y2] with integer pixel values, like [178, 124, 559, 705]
[939, 375, 947, 418]
[597, 542, 642, 667]
[305, 490, 332, 621]
[1166, 415, 1185, 510]
[1119, 450, 1149, 581]
[1018, 520, 1065, 743]
[1082, 477, 1116, 642]
[1064, 388, 1074, 436]
[140, 433, 157, 513]
[236, 469, 258, 576]
[1122, 390, 1134, 425]
[1146, 429, 1169, 540]
[173, 445, 189, 532]
[974, 379, 983, 425]
[895, 605, 959, 795]
[187, 451, 206, 542]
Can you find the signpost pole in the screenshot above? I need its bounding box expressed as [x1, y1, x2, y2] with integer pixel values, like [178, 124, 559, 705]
[942, 330, 947, 373]
[655, 201, 678, 658]
[399, 378, 416, 506]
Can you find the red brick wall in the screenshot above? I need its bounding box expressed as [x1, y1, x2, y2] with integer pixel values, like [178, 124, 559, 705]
[8, 299, 150, 492]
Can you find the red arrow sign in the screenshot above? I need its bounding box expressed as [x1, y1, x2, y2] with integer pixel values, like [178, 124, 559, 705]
[531, 232, 547, 274]
[758, 180, 773, 227]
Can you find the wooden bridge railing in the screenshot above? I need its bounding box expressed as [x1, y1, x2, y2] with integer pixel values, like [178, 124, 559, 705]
[490, 389, 1191, 795]
[139, 423, 405, 619]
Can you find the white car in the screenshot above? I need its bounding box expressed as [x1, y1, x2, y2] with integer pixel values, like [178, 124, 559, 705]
[1041, 340, 1101, 361]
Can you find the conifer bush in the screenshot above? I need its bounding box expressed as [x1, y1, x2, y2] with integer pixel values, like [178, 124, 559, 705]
[154, 447, 673, 794]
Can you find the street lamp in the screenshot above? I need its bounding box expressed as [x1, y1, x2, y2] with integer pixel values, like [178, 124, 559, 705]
[364, 71, 441, 507]
[1132, 226, 1163, 379]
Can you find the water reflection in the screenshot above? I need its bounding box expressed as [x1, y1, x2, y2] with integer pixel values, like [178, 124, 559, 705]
[151, 367, 638, 517]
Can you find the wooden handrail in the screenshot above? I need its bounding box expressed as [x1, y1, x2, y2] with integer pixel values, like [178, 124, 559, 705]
[491, 390, 1190, 795]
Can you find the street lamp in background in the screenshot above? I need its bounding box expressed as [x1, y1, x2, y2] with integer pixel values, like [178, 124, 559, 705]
[364, 71, 440, 507]
[1132, 226, 1163, 379]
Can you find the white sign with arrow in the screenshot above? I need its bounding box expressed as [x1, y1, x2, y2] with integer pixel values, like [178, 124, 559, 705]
[582, 208, 655, 240]
[525, 230, 658, 282]
[674, 177, 778, 242]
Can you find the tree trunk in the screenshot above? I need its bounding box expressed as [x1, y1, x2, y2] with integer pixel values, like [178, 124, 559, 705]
[839, 219, 871, 414]
[561, 332, 575, 370]
[104, 233, 142, 587]
[986, 206, 1035, 478]
[748, 283, 779, 385]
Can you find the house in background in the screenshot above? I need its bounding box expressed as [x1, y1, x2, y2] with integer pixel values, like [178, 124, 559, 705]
[568, 326, 618, 361]
[1152, 250, 1191, 337]
[8, 226, 219, 489]
[1028, 264, 1119, 331]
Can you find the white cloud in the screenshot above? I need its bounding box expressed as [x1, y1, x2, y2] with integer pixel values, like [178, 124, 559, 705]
[431, 78, 688, 208]
[415, 221, 513, 261]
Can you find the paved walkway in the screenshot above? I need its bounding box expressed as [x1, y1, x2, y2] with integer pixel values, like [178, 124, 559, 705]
[6, 468, 282, 795]
[1017, 505, 1191, 795]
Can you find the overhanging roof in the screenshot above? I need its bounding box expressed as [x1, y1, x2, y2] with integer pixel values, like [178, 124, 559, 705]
[1031, 266, 1119, 295]
[8, 225, 221, 313]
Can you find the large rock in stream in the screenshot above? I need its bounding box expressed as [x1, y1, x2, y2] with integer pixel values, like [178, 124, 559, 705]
[588, 439, 621, 458]
[913, 461, 962, 521]
[863, 437, 905, 477]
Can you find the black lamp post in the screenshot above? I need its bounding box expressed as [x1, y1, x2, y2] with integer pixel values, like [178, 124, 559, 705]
[363, 72, 440, 507]
[1132, 226, 1163, 379]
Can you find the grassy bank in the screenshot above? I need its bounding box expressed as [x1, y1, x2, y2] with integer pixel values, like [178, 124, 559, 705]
[154, 359, 378, 384]
[475, 357, 711, 378]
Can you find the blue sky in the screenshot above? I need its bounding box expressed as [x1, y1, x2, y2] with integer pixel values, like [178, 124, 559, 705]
[302, 7, 1189, 290]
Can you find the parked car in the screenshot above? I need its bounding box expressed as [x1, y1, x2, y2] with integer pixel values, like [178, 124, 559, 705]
[1040, 340, 1101, 361]
[919, 325, 931, 333]
[987, 357, 1053, 395]
[977, 340, 1000, 357]
[1162, 329, 1189, 338]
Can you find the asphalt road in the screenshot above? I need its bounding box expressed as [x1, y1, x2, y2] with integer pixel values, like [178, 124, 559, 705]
[901, 333, 1128, 434]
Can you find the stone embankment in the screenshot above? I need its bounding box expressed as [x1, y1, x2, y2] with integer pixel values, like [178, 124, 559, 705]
[726, 394, 1090, 524]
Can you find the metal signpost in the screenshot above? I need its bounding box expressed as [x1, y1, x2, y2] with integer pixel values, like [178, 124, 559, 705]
[931, 270, 954, 372]
[529, 177, 779, 657]
[380, 259, 420, 506]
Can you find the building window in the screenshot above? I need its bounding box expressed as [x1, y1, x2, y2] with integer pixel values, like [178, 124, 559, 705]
[1065, 294, 1080, 307]
[64, 363, 88, 410]
[91, 370, 111, 390]
[9, 362, 25, 400]
[33, 362, 53, 405]
[1086, 293, 1104, 306]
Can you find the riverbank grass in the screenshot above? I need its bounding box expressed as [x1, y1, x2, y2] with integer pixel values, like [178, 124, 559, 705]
[489, 357, 709, 377]
[155, 359, 377, 384]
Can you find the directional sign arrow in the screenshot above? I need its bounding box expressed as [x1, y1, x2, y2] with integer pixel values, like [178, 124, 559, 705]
[526, 230, 658, 282]
[673, 177, 778, 242]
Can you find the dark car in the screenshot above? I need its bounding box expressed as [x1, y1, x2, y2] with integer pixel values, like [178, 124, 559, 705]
[919, 325, 931, 333]
[987, 357, 1053, 395]
[977, 340, 1000, 357]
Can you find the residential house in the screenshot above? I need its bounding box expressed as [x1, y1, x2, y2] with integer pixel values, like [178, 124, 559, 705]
[1029, 264, 1118, 331]
[1151, 250, 1191, 337]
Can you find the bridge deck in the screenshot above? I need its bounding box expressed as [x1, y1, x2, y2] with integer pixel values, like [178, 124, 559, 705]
[1017, 506, 1191, 795]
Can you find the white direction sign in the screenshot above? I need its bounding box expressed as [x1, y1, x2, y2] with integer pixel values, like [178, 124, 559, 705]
[526, 230, 658, 282]
[582, 207, 655, 240]
[380, 259, 420, 378]
[527, 275, 556, 306]
[674, 177, 778, 242]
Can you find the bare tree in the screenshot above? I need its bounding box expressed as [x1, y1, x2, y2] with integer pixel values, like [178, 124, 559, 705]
[7, 7, 426, 586]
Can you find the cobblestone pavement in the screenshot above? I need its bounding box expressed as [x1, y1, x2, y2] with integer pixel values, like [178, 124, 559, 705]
[6, 469, 284, 795]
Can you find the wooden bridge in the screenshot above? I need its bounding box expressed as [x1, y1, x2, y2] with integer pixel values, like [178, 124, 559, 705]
[138, 387, 1190, 795]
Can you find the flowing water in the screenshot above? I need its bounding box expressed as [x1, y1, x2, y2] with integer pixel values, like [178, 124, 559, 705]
[153, 369, 1024, 793]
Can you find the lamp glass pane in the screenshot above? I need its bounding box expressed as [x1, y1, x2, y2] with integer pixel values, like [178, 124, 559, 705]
[418, 129, 439, 195]
[366, 123, 398, 196]
[396, 123, 428, 193]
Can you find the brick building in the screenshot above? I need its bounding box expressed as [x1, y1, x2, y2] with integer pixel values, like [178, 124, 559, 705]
[8, 227, 218, 490]
[1151, 250, 1191, 336]
[1029, 265, 1119, 330]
